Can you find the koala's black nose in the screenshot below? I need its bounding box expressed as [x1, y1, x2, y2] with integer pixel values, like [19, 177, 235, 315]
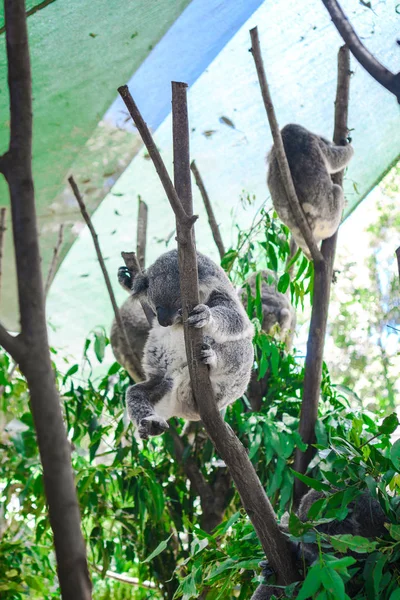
[156, 307, 174, 327]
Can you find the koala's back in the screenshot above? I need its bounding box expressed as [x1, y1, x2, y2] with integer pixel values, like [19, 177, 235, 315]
[110, 297, 151, 379]
[268, 124, 331, 214]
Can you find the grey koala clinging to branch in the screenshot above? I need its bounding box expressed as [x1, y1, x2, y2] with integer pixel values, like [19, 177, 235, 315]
[267, 123, 354, 257]
[118, 249, 254, 440]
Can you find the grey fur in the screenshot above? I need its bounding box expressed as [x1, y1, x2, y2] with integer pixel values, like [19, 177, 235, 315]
[294, 488, 387, 564]
[250, 584, 284, 600]
[242, 271, 296, 349]
[123, 249, 254, 439]
[250, 488, 387, 599]
[267, 124, 354, 256]
[110, 297, 150, 380]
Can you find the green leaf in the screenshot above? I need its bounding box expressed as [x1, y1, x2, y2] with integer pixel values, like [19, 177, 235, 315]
[94, 331, 106, 363]
[379, 413, 399, 435]
[267, 244, 278, 272]
[143, 534, 172, 563]
[62, 363, 79, 384]
[390, 439, 400, 471]
[320, 567, 345, 600]
[387, 523, 400, 541]
[330, 534, 378, 553]
[389, 589, 400, 600]
[278, 272, 290, 293]
[297, 563, 323, 600]
[291, 470, 331, 492]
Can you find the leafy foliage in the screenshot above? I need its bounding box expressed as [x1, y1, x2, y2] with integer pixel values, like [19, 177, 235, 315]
[1, 191, 400, 599]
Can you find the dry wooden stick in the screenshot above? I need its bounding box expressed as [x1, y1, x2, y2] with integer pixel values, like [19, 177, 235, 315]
[68, 176, 142, 382]
[136, 196, 148, 269]
[322, 0, 400, 103]
[0, 208, 6, 304]
[91, 564, 156, 589]
[0, 2, 91, 597]
[44, 224, 64, 297]
[294, 46, 352, 503]
[249, 27, 324, 265]
[190, 160, 226, 260]
[119, 80, 298, 584]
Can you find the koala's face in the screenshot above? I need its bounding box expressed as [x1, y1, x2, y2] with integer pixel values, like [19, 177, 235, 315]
[131, 250, 183, 327]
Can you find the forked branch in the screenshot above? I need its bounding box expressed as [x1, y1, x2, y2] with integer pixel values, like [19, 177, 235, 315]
[249, 26, 324, 265]
[322, 0, 400, 103]
[119, 80, 298, 584]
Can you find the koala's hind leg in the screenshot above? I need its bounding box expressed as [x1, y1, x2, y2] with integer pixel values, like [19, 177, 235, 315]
[319, 142, 354, 174]
[126, 376, 172, 439]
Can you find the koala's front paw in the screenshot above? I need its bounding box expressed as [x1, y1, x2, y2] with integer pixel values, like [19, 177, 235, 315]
[200, 344, 217, 366]
[187, 304, 212, 328]
[118, 266, 132, 291]
[138, 415, 169, 439]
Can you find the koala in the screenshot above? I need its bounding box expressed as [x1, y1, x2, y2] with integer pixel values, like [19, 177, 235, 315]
[250, 488, 387, 599]
[267, 123, 354, 257]
[241, 271, 296, 411]
[118, 249, 255, 439]
[242, 271, 296, 349]
[110, 297, 151, 381]
[294, 488, 387, 565]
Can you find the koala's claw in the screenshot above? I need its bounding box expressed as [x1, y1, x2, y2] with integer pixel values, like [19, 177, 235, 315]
[118, 266, 132, 291]
[138, 415, 169, 439]
[200, 337, 216, 366]
[187, 304, 212, 328]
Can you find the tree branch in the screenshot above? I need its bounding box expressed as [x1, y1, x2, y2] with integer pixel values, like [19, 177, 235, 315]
[0, 0, 57, 36]
[44, 224, 64, 297]
[294, 46, 352, 503]
[190, 160, 226, 260]
[136, 196, 148, 270]
[91, 564, 157, 589]
[117, 85, 198, 231]
[0, 207, 6, 303]
[0, 324, 24, 363]
[69, 176, 142, 383]
[175, 80, 299, 583]
[249, 27, 324, 265]
[322, 0, 400, 103]
[119, 80, 298, 583]
[2, 2, 91, 597]
[396, 247, 400, 283]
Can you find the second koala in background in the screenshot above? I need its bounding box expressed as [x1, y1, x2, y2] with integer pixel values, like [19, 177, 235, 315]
[119, 249, 254, 439]
[242, 270, 296, 350]
[110, 298, 150, 381]
[267, 123, 354, 257]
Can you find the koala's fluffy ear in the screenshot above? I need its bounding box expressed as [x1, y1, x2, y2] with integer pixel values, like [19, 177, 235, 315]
[131, 273, 149, 297]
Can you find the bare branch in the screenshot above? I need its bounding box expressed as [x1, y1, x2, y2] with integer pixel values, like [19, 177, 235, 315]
[249, 27, 324, 265]
[322, 0, 400, 102]
[396, 247, 400, 283]
[190, 160, 226, 260]
[0, 207, 6, 302]
[44, 224, 64, 297]
[294, 46, 352, 503]
[117, 85, 198, 230]
[0, 324, 24, 363]
[3, 2, 91, 597]
[170, 81, 298, 584]
[120, 251, 154, 326]
[91, 565, 157, 589]
[69, 176, 143, 383]
[136, 196, 148, 269]
[0, 0, 57, 36]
